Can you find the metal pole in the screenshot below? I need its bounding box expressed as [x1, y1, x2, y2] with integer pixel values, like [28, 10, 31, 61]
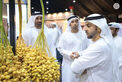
[9, 0, 16, 55]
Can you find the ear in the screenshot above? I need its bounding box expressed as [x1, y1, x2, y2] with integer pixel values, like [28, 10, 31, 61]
[97, 27, 101, 33]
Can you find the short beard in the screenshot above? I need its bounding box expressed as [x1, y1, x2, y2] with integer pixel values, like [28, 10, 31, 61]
[112, 33, 117, 37]
[71, 27, 78, 33]
[35, 24, 42, 29]
[36, 26, 42, 29]
[87, 35, 93, 39]
[113, 28, 119, 37]
[86, 30, 97, 39]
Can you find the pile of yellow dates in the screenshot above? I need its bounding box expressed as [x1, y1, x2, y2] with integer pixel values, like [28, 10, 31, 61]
[0, 40, 30, 82]
[0, 43, 13, 82]
[0, 39, 60, 82]
[0, 43, 13, 65]
[23, 47, 60, 82]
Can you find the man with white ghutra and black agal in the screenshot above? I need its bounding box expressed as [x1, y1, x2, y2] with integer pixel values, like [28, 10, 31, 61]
[71, 14, 120, 82]
[58, 15, 89, 82]
[108, 22, 122, 82]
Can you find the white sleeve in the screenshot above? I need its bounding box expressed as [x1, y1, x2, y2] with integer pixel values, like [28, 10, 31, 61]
[71, 45, 105, 74]
[58, 47, 73, 61]
[57, 33, 73, 61]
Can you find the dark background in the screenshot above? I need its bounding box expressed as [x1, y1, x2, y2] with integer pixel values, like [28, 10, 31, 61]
[31, 0, 122, 22]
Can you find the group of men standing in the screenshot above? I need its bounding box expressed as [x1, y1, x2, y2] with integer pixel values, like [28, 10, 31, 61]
[22, 13, 122, 82]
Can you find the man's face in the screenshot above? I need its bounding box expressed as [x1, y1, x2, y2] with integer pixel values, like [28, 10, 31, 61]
[110, 27, 119, 37]
[83, 22, 98, 39]
[70, 19, 79, 30]
[110, 27, 116, 36]
[35, 16, 42, 29]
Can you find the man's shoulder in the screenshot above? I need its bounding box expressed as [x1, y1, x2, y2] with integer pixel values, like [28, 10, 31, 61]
[95, 38, 106, 45]
[115, 36, 122, 40]
[91, 38, 108, 50]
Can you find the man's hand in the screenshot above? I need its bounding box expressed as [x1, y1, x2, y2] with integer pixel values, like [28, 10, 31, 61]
[70, 53, 75, 59]
[70, 52, 80, 59]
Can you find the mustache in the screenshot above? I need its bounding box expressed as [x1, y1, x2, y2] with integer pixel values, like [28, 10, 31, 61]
[72, 25, 78, 28]
[37, 22, 42, 25]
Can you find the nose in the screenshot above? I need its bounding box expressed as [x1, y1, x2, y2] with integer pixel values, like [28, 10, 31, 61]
[38, 19, 42, 22]
[74, 22, 77, 25]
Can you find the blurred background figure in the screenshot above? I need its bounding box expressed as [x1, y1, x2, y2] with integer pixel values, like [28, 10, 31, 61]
[58, 15, 89, 82]
[49, 22, 62, 59]
[109, 22, 122, 82]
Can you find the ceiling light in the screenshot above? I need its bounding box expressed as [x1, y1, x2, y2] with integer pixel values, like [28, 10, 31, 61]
[73, 0, 76, 3]
[65, 8, 68, 11]
[47, 14, 51, 18]
[65, 12, 70, 17]
[58, 13, 63, 17]
[32, 7, 34, 9]
[113, 3, 120, 9]
[46, 1, 49, 4]
[46, 11, 49, 14]
[46, 7, 49, 10]
[53, 13, 57, 18]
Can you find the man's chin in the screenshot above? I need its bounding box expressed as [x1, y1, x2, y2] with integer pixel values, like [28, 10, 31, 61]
[87, 35, 93, 39]
[73, 26, 78, 29]
[36, 26, 42, 29]
[38, 24, 42, 26]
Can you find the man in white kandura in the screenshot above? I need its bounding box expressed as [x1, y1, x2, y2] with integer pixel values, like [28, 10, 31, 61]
[71, 14, 120, 82]
[109, 22, 122, 82]
[49, 22, 62, 58]
[22, 14, 52, 48]
[58, 15, 89, 82]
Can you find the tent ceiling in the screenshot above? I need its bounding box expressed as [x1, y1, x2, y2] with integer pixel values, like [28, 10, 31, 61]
[31, 0, 122, 22]
[4, 0, 122, 22]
